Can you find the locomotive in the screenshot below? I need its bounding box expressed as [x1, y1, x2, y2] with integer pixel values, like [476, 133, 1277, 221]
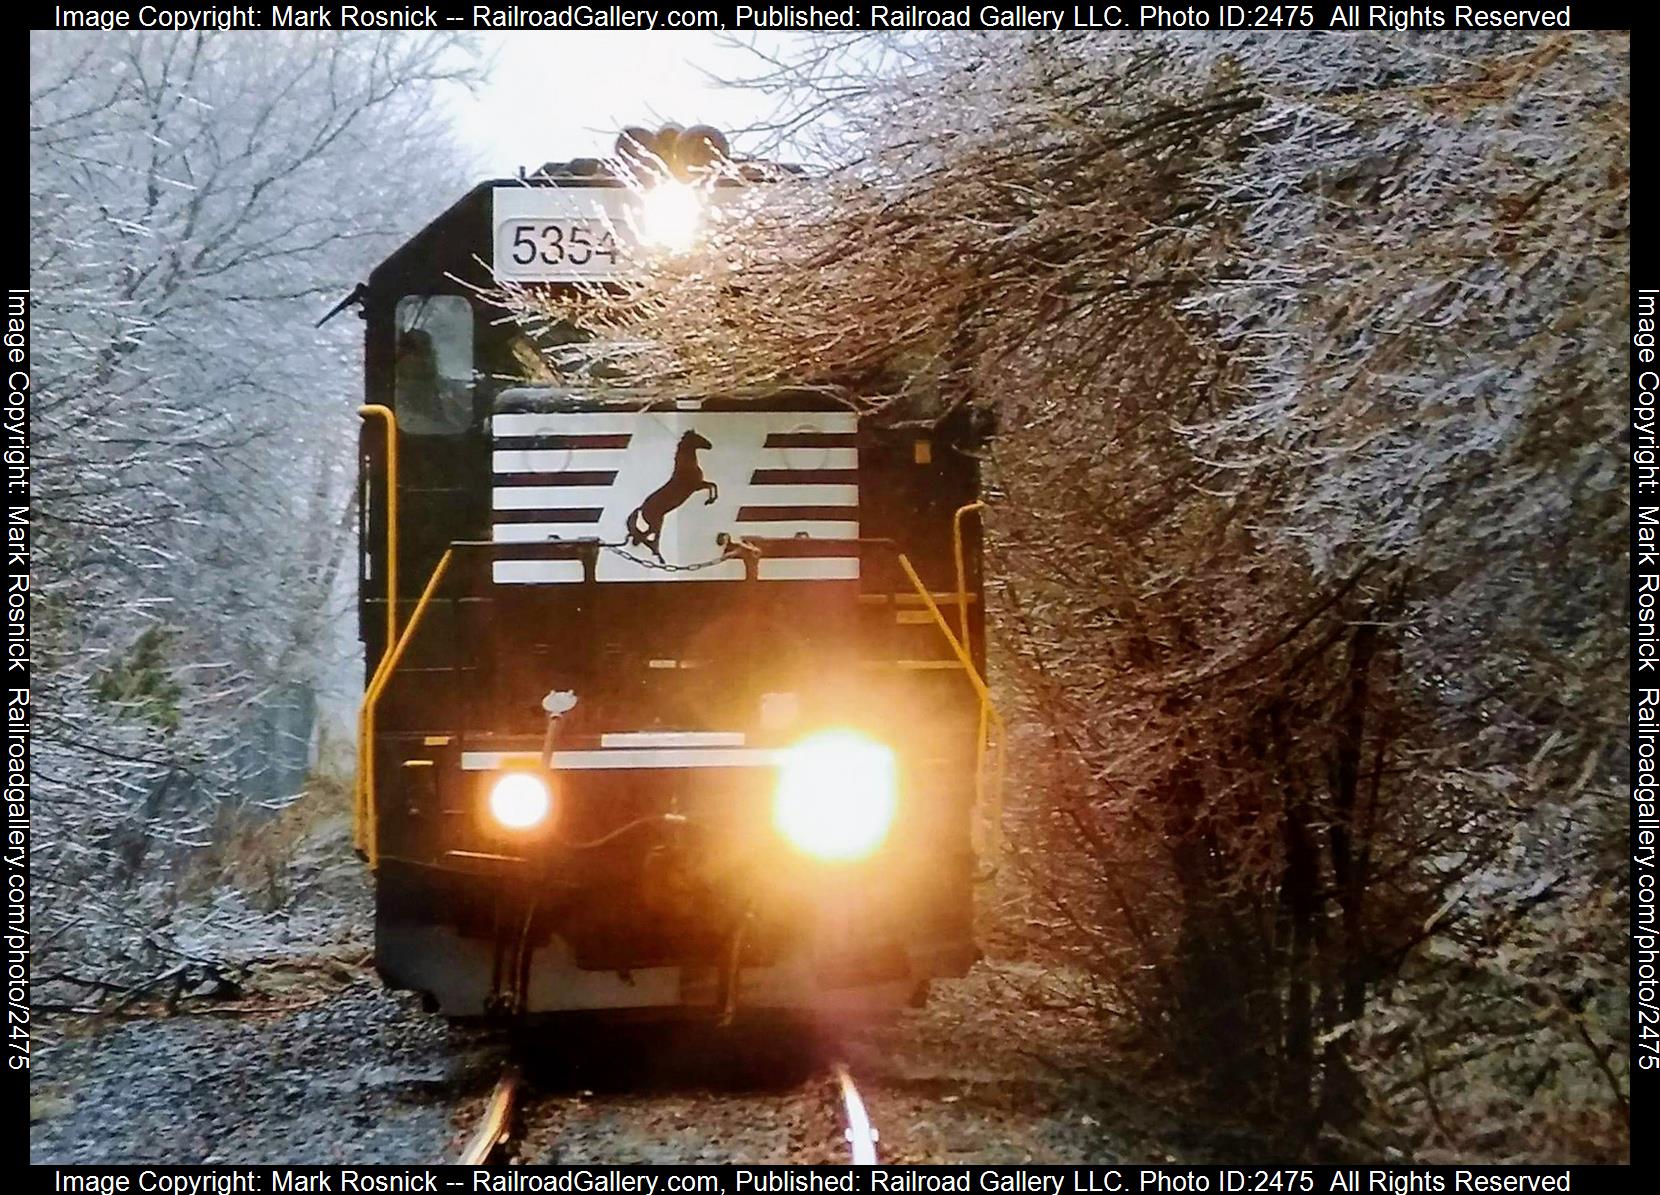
[349, 127, 1000, 1019]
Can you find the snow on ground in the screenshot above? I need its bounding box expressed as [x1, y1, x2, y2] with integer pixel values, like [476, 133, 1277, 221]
[30, 808, 1150, 1164]
[32, 959, 1144, 1164]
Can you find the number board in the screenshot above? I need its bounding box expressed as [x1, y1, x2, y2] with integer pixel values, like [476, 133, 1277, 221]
[492, 185, 637, 283]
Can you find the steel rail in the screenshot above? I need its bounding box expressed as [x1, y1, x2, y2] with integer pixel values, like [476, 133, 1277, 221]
[457, 1068, 521, 1165]
[830, 1062, 879, 1165]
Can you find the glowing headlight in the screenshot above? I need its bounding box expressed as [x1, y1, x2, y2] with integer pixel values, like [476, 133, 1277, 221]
[773, 731, 898, 862]
[636, 180, 703, 253]
[488, 773, 551, 831]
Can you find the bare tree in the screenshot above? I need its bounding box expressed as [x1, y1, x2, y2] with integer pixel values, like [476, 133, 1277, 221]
[29, 30, 478, 988]
[507, 31, 1628, 1159]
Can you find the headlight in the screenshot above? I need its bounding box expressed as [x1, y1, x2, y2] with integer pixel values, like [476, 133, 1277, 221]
[773, 731, 898, 862]
[636, 180, 703, 253]
[488, 773, 551, 830]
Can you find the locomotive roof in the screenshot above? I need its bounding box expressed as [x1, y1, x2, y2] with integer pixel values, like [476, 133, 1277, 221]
[493, 386, 851, 415]
[368, 169, 614, 291]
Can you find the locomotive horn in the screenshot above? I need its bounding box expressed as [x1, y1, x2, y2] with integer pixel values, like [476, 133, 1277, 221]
[652, 122, 686, 175]
[679, 125, 730, 173]
[615, 124, 729, 181]
[615, 125, 657, 172]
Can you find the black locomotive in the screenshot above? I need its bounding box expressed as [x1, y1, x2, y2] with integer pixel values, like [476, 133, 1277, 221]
[350, 128, 997, 1018]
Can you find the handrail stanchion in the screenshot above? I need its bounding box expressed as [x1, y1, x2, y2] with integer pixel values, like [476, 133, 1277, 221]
[951, 502, 989, 822]
[359, 548, 454, 870]
[895, 552, 1004, 866]
[952, 502, 985, 653]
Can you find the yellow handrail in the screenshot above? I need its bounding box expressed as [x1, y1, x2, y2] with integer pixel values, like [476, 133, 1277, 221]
[357, 548, 454, 869]
[950, 502, 992, 837]
[952, 502, 984, 653]
[895, 552, 1005, 865]
[355, 405, 397, 854]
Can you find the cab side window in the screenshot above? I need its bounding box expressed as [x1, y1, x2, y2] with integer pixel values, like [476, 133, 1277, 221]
[394, 295, 473, 435]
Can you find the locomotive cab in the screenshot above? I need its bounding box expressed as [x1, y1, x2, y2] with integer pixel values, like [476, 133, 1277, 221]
[352, 136, 995, 1019]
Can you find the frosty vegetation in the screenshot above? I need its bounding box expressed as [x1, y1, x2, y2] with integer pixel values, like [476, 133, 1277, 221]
[511, 32, 1629, 1161]
[29, 32, 474, 1001]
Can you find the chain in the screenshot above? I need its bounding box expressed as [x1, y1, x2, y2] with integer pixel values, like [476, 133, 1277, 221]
[601, 543, 731, 572]
[593, 534, 760, 573]
[527, 533, 759, 574]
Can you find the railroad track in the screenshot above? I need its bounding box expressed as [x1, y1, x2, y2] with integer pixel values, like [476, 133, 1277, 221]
[457, 1067, 521, 1165]
[453, 1058, 880, 1164]
[831, 1061, 880, 1165]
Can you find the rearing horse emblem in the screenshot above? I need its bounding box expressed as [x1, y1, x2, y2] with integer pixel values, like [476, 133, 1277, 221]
[625, 430, 718, 562]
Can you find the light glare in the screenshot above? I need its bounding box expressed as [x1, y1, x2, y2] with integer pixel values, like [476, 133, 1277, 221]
[774, 731, 898, 862]
[488, 773, 551, 830]
[636, 180, 703, 253]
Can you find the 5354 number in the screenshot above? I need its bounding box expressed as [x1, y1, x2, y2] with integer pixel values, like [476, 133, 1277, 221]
[507, 222, 620, 269]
